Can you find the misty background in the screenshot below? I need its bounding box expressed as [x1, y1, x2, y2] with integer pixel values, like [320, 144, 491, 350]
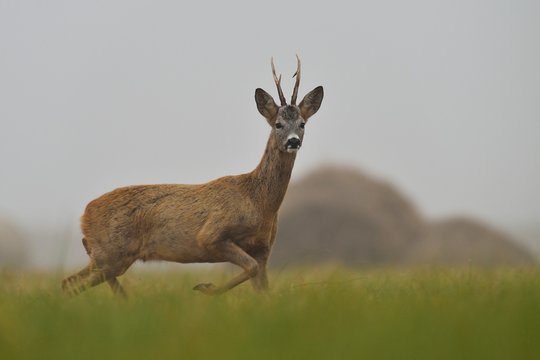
[1, 0, 539, 269]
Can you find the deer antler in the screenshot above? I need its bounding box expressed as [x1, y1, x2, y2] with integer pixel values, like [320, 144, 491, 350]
[290, 54, 301, 105]
[271, 57, 287, 106]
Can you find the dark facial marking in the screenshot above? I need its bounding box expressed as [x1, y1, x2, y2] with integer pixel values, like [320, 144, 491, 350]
[281, 106, 299, 121]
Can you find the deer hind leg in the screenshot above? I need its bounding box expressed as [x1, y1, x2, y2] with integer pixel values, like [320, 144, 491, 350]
[62, 261, 108, 296]
[193, 241, 259, 296]
[62, 262, 93, 295]
[62, 260, 129, 297]
[107, 278, 127, 299]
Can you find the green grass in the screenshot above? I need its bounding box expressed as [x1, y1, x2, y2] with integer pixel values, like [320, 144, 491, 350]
[1, 267, 540, 359]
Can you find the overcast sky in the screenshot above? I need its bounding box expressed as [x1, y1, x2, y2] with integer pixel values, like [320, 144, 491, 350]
[1, 1, 539, 266]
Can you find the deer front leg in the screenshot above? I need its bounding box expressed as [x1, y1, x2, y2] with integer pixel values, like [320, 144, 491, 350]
[250, 218, 277, 292]
[248, 246, 271, 292]
[193, 241, 259, 296]
[250, 259, 268, 292]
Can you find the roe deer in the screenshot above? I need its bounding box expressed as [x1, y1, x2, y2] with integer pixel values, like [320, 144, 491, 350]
[62, 56, 323, 296]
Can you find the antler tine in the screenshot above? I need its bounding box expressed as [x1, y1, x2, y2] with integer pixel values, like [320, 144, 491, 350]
[290, 54, 301, 105]
[271, 57, 287, 106]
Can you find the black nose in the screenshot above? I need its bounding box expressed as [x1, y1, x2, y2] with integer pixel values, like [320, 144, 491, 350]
[287, 137, 301, 148]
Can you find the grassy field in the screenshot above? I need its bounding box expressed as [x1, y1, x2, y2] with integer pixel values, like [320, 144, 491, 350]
[1, 267, 540, 359]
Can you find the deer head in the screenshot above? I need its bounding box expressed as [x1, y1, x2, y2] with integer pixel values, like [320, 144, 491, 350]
[255, 56, 324, 153]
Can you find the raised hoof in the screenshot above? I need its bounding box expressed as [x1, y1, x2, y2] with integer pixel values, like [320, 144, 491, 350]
[193, 283, 218, 295]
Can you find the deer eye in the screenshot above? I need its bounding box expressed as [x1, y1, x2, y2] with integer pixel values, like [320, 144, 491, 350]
[300, 122, 305, 129]
[275, 122, 283, 129]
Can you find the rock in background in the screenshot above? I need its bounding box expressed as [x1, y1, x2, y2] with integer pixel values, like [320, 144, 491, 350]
[271, 166, 534, 267]
[409, 217, 534, 266]
[0, 218, 29, 269]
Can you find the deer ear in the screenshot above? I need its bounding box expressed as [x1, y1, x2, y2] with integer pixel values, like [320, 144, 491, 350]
[299, 86, 324, 120]
[255, 88, 278, 121]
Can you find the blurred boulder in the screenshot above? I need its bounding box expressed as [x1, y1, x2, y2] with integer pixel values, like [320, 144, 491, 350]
[0, 218, 29, 269]
[272, 166, 426, 266]
[271, 166, 534, 267]
[408, 217, 535, 265]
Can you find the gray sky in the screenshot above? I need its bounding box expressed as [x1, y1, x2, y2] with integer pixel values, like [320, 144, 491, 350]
[1, 1, 539, 266]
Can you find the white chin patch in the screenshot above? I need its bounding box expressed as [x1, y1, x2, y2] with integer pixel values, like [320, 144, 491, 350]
[286, 147, 300, 153]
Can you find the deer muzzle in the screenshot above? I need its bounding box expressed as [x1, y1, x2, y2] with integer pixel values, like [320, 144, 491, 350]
[286, 137, 301, 153]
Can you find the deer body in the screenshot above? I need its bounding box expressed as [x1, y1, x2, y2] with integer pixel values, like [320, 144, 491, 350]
[62, 57, 323, 296]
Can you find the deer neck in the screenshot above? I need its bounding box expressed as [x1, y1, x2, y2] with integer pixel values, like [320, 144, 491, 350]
[248, 133, 296, 214]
